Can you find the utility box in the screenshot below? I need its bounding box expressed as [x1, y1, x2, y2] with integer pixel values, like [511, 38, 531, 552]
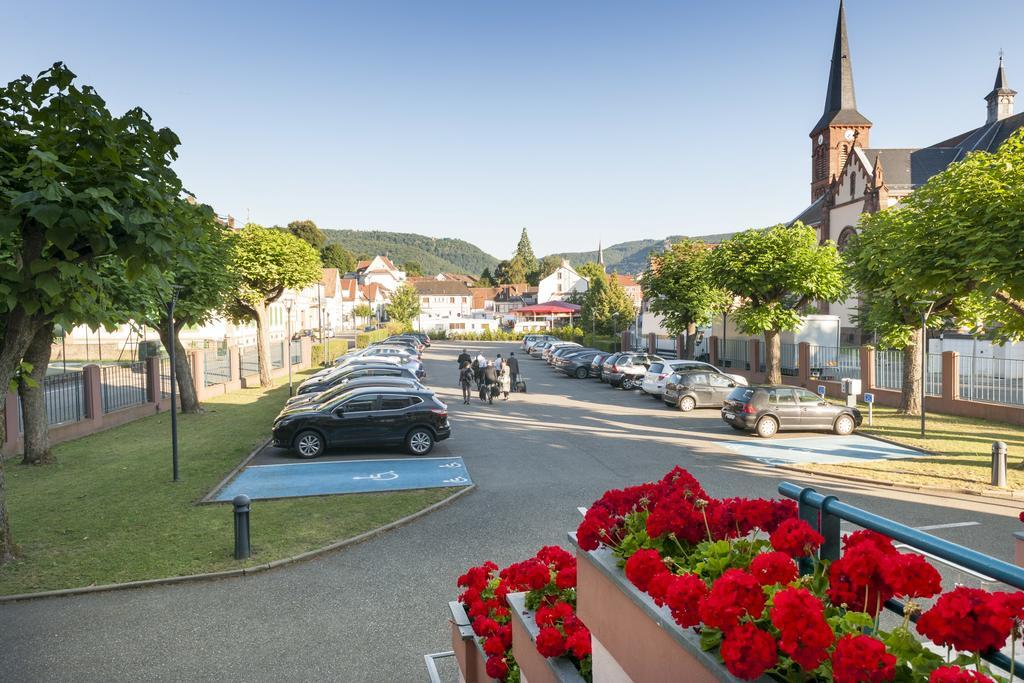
[841, 378, 862, 407]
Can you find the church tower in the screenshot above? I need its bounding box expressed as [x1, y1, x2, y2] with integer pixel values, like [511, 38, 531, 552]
[986, 54, 1016, 124]
[597, 240, 605, 272]
[809, 0, 872, 201]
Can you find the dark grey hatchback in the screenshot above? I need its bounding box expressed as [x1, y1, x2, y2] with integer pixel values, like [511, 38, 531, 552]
[272, 387, 450, 458]
[720, 385, 861, 438]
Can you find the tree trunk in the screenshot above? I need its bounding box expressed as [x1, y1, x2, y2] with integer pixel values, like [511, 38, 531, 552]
[763, 330, 782, 385]
[684, 323, 697, 360]
[254, 302, 273, 388]
[157, 321, 201, 414]
[898, 328, 923, 415]
[20, 325, 55, 465]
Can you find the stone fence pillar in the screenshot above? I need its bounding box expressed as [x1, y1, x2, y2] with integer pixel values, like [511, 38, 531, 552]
[301, 336, 313, 368]
[797, 342, 811, 386]
[860, 346, 876, 392]
[145, 356, 161, 403]
[709, 336, 720, 367]
[746, 339, 760, 374]
[942, 351, 958, 402]
[647, 333, 656, 354]
[82, 364, 103, 421]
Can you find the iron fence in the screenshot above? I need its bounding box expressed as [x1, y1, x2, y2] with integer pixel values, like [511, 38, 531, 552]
[16, 372, 87, 432]
[779, 482, 1024, 677]
[239, 346, 259, 377]
[756, 341, 800, 376]
[290, 340, 302, 365]
[718, 338, 748, 370]
[204, 349, 232, 387]
[161, 358, 173, 398]
[271, 341, 284, 370]
[807, 345, 861, 380]
[875, 350, 941, 395]
[959, 355, 1024, 406]
[101, 362, 147, 413]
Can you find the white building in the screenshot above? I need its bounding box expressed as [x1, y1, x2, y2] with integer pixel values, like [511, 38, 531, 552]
[355, 255, 406, 293]
[538, 260, 587, 304]
[411, 280, 473, 332]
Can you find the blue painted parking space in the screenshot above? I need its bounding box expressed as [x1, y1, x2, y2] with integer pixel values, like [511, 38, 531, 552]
[719, 434, 924, 466]
[214, 456, 472, 501]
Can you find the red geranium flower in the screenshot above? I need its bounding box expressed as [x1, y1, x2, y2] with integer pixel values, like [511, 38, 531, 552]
[880, 553, 942, 599]
[770, 587, 833, 671]
[663, 572, 709, 629]
[537, 546, 574, 571]
[555, 565, 577, 590]
[843, 529, 897, 555]
[625, 548, 667, 592]
[917, 587, 1014, 653]
[535, 626, 566, 658]
[749, 551, 798, 587]
[827, 541, 895, 615]
[831, 635, 896, 683]
[930, 666, 996, 683]
[535, 601, 574, 628]
[700, 569, 766, 631]
[719, 623, 778, 680]
[769, 518, 824, 558]
[483, 636, 506, 657]
[485, 655, 509, 679]
[472, 616, 500, 637]
[565, 627, 592, 659]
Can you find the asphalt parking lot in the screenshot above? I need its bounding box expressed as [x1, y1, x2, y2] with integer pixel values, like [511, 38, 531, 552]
[2, 341, 1021, 683]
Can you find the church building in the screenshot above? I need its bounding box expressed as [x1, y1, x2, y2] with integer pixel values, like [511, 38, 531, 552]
[793, 0, 1023, 342]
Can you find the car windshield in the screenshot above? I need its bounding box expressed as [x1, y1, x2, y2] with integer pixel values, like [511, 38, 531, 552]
[727, 387, 756, 401]
[648, 363, 664, 374]
[604, 354, 622, 364]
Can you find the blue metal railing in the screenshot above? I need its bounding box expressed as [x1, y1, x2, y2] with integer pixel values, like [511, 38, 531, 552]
[779, 482, 1024, 675]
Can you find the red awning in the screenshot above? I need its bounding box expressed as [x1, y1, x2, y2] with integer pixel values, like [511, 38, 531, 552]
[509, 301, 581, 315]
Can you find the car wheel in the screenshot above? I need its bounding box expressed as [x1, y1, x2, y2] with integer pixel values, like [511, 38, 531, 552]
[833, 414, 856, 436]
[678, 395, 696, 412]
[293, 430, 325, 459]
[575, 367, 588, 379]
[406, 428, 435, 455]
[755, 416, 779, 438]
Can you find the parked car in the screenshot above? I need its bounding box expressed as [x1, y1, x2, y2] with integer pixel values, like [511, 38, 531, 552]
[336, 346, 415, 364]
[589, 352, 610, 379]
[550, 346, 592, 368]
[273, 387, 450, 458]
[562, 350, 604, 378]
[604, 353, 662, 389]
[662, 370, 741, 411]
[283, 376, 427, 408]
[296, 363, 419, 395]
[382, 335, 425, 353]
[544, 342, 581, 363]
[720, 385, 861, 438]
[522, 335, 559, 351]
[529, 341, 556, 358]
[641, 360, 748, 397]
[407, 331, 431, 347]
[597, 353, 623, 382]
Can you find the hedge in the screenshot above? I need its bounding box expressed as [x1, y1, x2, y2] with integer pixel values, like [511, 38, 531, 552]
[311, 339, 353, 366]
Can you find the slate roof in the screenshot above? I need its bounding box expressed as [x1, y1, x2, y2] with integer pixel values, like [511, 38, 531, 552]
[790, 195, 826, 227]
[813, 0, 872, 131]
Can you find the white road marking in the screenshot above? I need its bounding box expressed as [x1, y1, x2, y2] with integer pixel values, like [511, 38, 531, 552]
[914, 521, 981, 531]
[577, 507, 588, 517]
[352, 471, 399, 481]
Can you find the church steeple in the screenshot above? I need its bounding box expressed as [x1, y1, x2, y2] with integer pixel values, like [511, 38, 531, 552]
[986, 54, 1016, 124]
[809, 0, 872, 201]
[597, 240, 605, 271]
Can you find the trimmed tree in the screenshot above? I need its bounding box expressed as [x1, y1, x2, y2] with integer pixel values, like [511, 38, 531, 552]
[0, 64, 186, 563]
[710, 224, 846, 384]
[642, 239, 730, 359]
[227, 225, 321, 387]
[353, 303, 374, 328]
[385, 283, 422, 327]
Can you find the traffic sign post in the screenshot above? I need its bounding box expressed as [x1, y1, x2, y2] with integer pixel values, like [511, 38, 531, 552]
[817, 385, 827, 399]
[863, 392, 874, 426]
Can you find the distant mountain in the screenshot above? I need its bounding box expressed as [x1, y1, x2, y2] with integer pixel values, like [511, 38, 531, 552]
[322, 229, 500, 275]
[549, 232, 737, 274]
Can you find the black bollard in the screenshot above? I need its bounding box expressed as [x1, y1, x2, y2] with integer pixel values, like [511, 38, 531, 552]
[992, 441, 1008, 488]
[233, 494, 251, 560]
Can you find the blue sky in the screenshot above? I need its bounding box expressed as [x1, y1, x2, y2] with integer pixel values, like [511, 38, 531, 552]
[5, 1, 1021, 259]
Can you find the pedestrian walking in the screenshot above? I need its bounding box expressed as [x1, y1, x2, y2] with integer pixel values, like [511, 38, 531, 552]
[457, 348, 471, 366]
[507, 352, 520, 391]
[495, 353, 504, 372]
[499, 362, 511, 400]
[481, 360, 499, 404]
[458, 360, 474, 405]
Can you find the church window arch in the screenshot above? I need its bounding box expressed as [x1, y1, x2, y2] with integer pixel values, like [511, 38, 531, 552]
[839, 143, 849, 170]
[837, 226, 856, 252]
[850, 174, 856, 199]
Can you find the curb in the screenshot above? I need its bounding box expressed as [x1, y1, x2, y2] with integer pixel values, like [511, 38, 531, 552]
[199, 437, 271, 504]
[774, 464, 1024, 502]
[0, 484, 475, 604]
[856, 430, 937, 455]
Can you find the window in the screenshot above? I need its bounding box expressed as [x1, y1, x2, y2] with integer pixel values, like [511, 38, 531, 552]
[422, 297, 429, 303]
[850, 174, 856, 199]
[381, 395, 420, 410]
[450, 297, 455, 303]
[649, 363, 664, 374]
[837, 227, 856, 253]
[708, 374, 733, 387]
[797, 389, 822, 404]
[368, 368, 402, 377]
[683, 373, 708, 386]
[341, 397, 376, 412]
[770, 389, 796, 405]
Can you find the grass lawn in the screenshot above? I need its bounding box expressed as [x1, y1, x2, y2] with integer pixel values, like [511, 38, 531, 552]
[0, 375, 460, 596]
[796, 404, 1024, 492]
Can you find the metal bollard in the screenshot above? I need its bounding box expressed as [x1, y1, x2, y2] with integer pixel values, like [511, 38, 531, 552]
[233, 494, 251, 560]
[992, 441, 1008, 488]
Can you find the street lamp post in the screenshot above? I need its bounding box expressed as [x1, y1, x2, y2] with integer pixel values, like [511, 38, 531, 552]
[166, 284, 183, 482]
[284, 295, 295, 396]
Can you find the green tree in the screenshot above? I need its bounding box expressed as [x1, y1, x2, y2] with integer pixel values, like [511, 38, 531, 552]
[642, 240, 730, 359]
[287, 219, 326, 252]
[478, 267, 495, 286]
[353, 303, 374, 328]
[321, 243, 356, 272]
[710, 224, 846, 384]
[575, 262, 606, 284]
[535, 254, 564, 282]
[226, 225, 322, 387]
[515, 227, 538, 276]
[0, 63, 187, 563]
[385, 283, 422, 326]
[403, 261, 423, 277]
[580, 270, 636, 336]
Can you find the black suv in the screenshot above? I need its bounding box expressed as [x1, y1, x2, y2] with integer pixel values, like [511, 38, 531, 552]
[272, 388, 451, 458]
[721, 385, 861, 438]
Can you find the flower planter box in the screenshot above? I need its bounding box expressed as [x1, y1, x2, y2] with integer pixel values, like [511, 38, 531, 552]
[570, 534, 770, 683]
[507, 592, 587, 683]
[449, 600, 502, 683]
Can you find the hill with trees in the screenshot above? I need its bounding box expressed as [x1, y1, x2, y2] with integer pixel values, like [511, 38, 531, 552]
[322, 229, 499, 275]
[548, 232, 737, 274]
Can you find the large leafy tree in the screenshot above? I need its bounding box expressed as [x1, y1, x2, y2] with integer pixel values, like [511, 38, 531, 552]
[478, 267, 495, 287]
[710, 224, 846, 384]
[227, 225, 321, 387]
[0, 63, 186, 564]
[321, 242, 355, 271]
[535, 254, 564, 281]
[580, 269, 636, 336]
[353, 302, 374, 328]
[643, 239, 730, 359]
[287, 219, 326, 252]
[403, 261, 423, 277]
[385, 283, 422, 326]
